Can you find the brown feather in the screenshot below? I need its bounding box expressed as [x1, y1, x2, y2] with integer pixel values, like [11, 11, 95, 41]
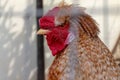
[47, 31, 120, 80]
[47, 2, 120, 80]
[79, 14, 99, 37]
[56, 2, 99, 37]
[58, 0, 71, 8]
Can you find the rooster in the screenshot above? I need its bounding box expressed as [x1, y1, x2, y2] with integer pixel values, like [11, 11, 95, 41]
[37, 2, 120, 80]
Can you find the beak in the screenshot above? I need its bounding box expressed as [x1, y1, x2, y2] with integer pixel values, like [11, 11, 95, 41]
[37, 29, 51, 35]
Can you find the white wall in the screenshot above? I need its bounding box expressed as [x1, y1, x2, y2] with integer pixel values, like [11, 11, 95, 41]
[0, 0, 37, 80]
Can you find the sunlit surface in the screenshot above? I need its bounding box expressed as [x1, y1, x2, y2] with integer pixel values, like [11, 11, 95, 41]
[0, 0, 37, 80]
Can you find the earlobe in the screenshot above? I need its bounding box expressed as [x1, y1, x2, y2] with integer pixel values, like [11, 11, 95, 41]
[65, 32, 75, 44]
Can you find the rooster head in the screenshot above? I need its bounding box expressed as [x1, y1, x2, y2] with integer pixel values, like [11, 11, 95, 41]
[37, 2, 72, 56]
[37, 1, 99, 56]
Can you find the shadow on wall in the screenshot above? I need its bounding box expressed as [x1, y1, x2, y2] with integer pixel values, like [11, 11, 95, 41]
[0, 0, 37, 80]
[112, 34, 120, 66]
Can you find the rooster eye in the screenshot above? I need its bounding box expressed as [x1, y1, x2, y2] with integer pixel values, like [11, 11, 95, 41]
[55, 17, 65, 26]
[55, 16, 69, 27]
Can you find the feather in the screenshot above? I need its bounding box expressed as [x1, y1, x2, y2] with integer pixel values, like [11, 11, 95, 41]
[55, 3, 99, 37]
[38, 1, 120, 80]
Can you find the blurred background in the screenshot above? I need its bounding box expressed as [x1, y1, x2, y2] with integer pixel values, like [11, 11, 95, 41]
[0, 0, 120, 80]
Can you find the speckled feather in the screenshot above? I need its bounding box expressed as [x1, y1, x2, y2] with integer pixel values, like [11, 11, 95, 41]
[48, 32, 120, 80]
[47, 3, 120, 80]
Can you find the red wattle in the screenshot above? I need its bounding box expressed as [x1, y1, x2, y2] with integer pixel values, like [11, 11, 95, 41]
[46, 24, 69, 56]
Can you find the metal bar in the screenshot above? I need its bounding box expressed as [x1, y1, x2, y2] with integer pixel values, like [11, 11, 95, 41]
[36, 0, 45, 80]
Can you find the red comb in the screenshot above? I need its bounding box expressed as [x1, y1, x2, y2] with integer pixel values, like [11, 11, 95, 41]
[39, 7, 59, 29]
